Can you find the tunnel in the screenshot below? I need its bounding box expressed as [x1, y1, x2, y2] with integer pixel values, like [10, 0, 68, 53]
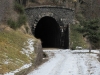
[34, 16, 61, 48]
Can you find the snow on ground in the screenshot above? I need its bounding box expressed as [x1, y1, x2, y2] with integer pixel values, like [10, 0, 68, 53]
[28, 49, 100, 75]
[20, 39, 34, 59]
[3, 38, 34, 75]
[4, 63, 32, 75]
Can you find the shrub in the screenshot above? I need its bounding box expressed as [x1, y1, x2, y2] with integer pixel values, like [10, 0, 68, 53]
[7, 19, 18, 29]
[17, 15, 27, 26]
[14, 2, 24, 14]
[76, 18, 100, 49]
[7, 15, 27, 30]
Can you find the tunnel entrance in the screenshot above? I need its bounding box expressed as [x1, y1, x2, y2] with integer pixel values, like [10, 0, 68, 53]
[34, 16, 61, 48]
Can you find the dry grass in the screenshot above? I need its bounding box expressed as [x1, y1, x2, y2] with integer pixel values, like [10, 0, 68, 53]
[0, 26, 36, 74]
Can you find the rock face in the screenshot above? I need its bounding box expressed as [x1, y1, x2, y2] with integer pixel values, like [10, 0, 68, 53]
[0, 0, 14, 24]
[34, 40, 43, 67]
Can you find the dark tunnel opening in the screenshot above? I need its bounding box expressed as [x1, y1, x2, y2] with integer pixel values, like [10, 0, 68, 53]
[63, 25, 69, 49]
[34, 16, 61, 48]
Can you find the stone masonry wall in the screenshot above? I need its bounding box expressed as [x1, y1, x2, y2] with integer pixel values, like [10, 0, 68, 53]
[25, 6, 74, 33]
[25, 6, 74, 49]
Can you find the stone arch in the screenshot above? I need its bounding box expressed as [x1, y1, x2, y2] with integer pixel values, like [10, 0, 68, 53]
[32, 12, 62, 32]
[25, 6, 74, 49]
[34, 16, 61, 48]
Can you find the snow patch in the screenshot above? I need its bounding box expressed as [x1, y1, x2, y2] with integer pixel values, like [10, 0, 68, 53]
[28, 49, 100, 75]
[72, 49, 100, 53]
[2, 38, 35, 75]
[20, 39, 34, 59]
[4, 63, 32, 75]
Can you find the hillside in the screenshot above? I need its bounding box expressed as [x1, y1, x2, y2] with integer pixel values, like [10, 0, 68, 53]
[0, 0, 100, 74]
[0, 0, 44, 74]
[0, 25, 38, 74]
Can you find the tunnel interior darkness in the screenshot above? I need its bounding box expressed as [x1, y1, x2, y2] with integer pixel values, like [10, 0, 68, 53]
[34, 16, 61, 48]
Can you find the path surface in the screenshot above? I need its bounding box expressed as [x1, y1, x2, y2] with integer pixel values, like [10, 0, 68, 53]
[28, 49, 100, 75]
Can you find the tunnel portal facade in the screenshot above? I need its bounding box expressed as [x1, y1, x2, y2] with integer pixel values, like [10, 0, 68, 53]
[25, 6, 74, 49]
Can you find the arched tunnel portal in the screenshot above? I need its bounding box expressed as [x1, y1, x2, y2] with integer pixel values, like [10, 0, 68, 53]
[25, 6, 74, 49]
[34, 16, 69, 49]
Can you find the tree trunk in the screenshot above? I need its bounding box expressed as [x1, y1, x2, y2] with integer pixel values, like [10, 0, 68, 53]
[89, 42, 91, 53]
[89, 47, 91, 53]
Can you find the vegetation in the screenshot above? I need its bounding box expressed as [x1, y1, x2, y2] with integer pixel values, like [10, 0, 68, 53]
[14, 2, 25, 14]
[73, 0, 100, 51]
[76, 18, 100, 51]
[0, 27, 36, 74]
[7, 1, 27, 30]
[15, 0, 28, 6]
[7, 19, 18, 29]
[7, 14, 27, 30]
[17, 14, 27, 25]
[1, 0, 100, 72]
[70, 24, 88, 50]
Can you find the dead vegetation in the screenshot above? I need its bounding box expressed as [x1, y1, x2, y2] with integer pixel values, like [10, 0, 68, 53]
[0, 25, 37, 74]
